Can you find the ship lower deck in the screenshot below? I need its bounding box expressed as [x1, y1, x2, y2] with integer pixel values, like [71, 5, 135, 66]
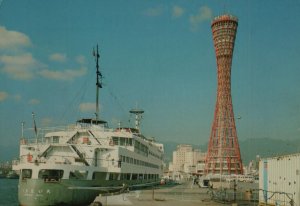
[18, 177, 160, 206]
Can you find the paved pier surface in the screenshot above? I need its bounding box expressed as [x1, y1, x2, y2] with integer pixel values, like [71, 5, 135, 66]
[94, 181, 232, 206]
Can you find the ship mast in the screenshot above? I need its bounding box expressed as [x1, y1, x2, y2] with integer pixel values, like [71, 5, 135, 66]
[93, 44, 102, 121]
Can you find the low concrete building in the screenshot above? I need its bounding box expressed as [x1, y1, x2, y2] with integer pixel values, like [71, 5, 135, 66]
[259, 153, 300, 206]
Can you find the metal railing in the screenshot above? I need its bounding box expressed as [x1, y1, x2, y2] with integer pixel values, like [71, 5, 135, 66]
[208, 188, 259, 204]
[258, 189, 294, 206]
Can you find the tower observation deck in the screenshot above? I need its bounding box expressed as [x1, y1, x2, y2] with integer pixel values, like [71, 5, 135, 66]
[205, 14, 243, 175]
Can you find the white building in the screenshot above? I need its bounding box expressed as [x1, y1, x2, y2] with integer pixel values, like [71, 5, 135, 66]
[171, 144, 206, 176]
[196, 158, 206, 175]
[259, 153, 300, 206]
[172, 144, 192, 173]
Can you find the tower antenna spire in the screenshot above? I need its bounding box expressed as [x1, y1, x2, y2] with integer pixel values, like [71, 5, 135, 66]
[93, 44, 102, 121]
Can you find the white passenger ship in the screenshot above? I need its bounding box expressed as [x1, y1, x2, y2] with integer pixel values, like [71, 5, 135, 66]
[13, 46, 164, 206]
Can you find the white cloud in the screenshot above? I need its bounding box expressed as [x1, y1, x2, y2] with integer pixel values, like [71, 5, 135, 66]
[0, 91, 8, 102]
[0, 26, 31, 50]
[49, 53, 67, 62]
[29, 99, 40, 105]
[79, 102, 96, 112]
[0, 53, 40, 80]
[13, 94, 22, 101]
[189, 6, 213, 31]
[0, 92, 22, 102]
[39, 66, 87, 81]
[43, 55, 87, 80]
[143, 6, 163, 17]
[76, 55, 86, 65]
[0, 27, 87, 82]
[41, 118, 53, 127]
[0, 27, 40, 80]
[172, 5, 185, 18]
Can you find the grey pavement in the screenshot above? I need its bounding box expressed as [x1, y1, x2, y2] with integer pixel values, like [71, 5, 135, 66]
[94, 181, 233, 206]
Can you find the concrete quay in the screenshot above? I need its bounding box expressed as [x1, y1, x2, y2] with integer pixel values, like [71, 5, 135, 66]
[93, 181, 233, 206]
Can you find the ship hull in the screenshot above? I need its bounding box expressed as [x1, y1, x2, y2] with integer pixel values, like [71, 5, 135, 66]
[18, 179, 101, 206]
[18, 178, 159, 206]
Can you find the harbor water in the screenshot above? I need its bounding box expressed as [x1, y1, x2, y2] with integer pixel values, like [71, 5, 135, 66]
[0, 179, 18, 206]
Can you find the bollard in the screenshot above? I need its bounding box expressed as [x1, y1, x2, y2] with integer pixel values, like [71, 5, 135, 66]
[152, 186, 155, 200]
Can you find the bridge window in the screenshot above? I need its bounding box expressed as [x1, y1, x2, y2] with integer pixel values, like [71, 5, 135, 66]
[53, 136, 59, 143]
[93, 172, 106, 180]
[21, 169, 32, 179]
[109, 173, 119, 180]
[132, 173, 138, 180]
[128, 138, 133, 146]
[39, 169, 64, 181]
[120, 137, 125, 146]
[69, 170, 88, 180]
[112, 137, 119, 145]
[120, 173, 131, 180]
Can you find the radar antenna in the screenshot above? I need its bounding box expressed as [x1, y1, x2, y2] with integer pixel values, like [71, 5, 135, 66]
[129, 109, 144, 132]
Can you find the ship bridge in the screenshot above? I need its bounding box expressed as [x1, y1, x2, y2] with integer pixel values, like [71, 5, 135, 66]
[77, 118, 108, 127]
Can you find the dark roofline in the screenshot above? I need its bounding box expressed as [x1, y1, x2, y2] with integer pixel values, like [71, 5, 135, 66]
[77, 118, 107, 125]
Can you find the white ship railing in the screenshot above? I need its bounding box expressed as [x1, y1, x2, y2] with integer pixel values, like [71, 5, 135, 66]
[20, 124, 112, 145]
[18, 154, 121, 168]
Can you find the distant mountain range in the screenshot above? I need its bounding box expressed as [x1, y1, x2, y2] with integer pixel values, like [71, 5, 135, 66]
[1, 138, 300, 165]
[162, 138, 300, 165]
[239, 138, 300, 164]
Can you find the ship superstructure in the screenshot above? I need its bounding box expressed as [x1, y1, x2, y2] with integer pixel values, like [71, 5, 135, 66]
[13, 46, 164, 206]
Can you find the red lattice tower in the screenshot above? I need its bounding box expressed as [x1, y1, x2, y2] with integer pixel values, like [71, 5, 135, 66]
[205, 14, 243, 175]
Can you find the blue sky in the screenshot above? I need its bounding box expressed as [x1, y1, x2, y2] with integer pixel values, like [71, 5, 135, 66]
[0, 0, 300, 151]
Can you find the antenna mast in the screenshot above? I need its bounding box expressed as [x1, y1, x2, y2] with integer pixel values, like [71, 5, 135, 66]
[32, 112, 38, 146]
[21, 121, 25, 139]
[93, 44, 102, 121]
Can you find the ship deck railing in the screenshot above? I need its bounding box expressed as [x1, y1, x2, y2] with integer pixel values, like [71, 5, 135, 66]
[17, 153, 122, 168]
[20, 124, 113, 145]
